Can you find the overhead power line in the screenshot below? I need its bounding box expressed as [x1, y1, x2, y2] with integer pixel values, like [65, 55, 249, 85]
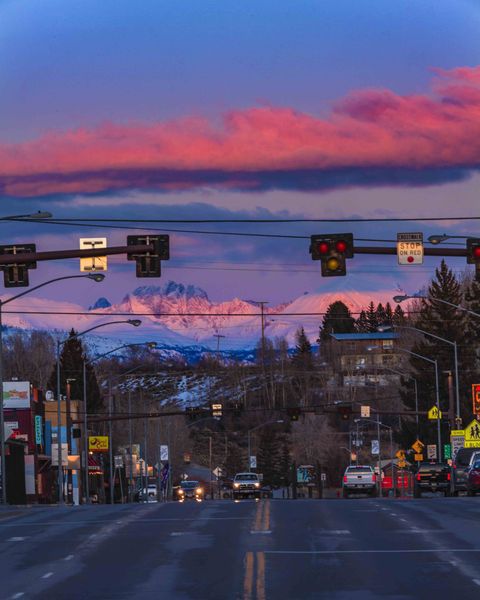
[14, 216, 480, 223]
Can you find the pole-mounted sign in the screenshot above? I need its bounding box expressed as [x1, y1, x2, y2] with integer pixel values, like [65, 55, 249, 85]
[397, 232, 423, 265]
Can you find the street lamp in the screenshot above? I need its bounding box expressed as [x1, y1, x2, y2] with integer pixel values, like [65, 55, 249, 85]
[427, 234, 465, 245]
[56, 317, 142, 505]
[247, 420, 284, 471]
[82, 338, 158, 505]
[367, 345, 441, 453]
[380, 321, 461, 427]
[0, 272, 103, 505]
[393, 294, 480, 321]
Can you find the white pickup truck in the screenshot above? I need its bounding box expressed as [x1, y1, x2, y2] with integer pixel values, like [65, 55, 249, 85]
[233, 472, 261, 499]
[342, 465, 377, 498]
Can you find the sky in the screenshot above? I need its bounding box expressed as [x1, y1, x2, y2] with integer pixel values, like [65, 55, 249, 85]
[0, 0, 480, 329]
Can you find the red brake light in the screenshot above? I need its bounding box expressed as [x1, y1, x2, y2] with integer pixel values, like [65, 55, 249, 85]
[416, 473, 421, 481]
[343, 475, 348, 483]
[447, 473, 451, 481]
[335, 240, 347, 253]
[372, 474, 376, 483]
[318, 242, 329, 254]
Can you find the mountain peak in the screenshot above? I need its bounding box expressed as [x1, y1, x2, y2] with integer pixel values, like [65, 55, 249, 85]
[132, 281, 209, 301]
[89, 297, 112, 310]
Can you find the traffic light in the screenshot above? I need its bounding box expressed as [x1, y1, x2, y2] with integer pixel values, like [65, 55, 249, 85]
[287, 407, 301, 421]
[467, 238, 480, 281]
[338, 406, 352, 420]
[310, 234, 354, 277]
[0, 243, 37, 287]
[127, 234, 169, 277]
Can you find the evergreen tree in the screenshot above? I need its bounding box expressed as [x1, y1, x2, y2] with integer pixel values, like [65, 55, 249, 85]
[392, 304, 406, 325]
[292, 327, 313, 370]
[257, 428, 283, 487]
[47, 329, 102, 413]
[384, 302, 394, 324]
[375, 303, 387, 327]
[356, 310, 369, 332]
[365, 301, 379, 332]
[318, 301, 356, 341]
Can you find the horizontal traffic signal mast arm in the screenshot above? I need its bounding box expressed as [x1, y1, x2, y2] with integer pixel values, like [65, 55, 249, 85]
[0, 244, 153, 265]
[353, 246, 467, 257]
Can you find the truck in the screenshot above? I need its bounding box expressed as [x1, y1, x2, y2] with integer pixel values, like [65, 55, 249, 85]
[414, 462, 451, 497]
[232, 472, 261, 499]
[342, 465, 377, 498]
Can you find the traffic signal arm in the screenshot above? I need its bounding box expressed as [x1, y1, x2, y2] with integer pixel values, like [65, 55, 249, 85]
[0, 244, 153, 265]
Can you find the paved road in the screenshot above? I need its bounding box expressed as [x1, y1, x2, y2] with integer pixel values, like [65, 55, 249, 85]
[0, 496, 479, 599]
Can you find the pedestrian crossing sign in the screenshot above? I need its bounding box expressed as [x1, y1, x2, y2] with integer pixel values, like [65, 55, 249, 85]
[411, 440, 424, 453]
[464, 419, 480, 448]
[428, 406, 442, 420]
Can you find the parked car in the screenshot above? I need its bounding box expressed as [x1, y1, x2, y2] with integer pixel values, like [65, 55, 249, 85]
[135, 483, 158, 502]
[452, 448, 479, 494]
[342, 465, 377, 498]
[232, 473, 261, 499]
[414, 462, 451, 497]
[466, 460, 480, 496]
[176, 480, 204, 501]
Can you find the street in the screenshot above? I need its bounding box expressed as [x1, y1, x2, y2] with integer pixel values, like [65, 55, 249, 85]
[0, 498, 479, 599]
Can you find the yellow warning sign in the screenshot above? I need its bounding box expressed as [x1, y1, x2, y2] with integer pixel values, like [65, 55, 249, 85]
[397, 459, 407, 468]
[464, 419, 480, 448]
[428, 406, 442, 420]
[89, 435, 109, 452]
[414, 453, 424, 461]
[396, 450, 406, 460]
[411, 440, 424, 453]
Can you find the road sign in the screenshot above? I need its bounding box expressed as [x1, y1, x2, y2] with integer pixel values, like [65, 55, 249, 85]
[464, 419, 480, 448]
[411, 440, 424, 453]
[249, 455, 257, 469]
[213, 466, 224, 478]
[473, 384, 480, 415]
[395, 450, 406, 460]
[361, 405, 371, 418]
[427, 406, 442, 420]
[211, 403, 223, 418]
[397, 232, 424, 265]
[371, 440, 379, 455]
[450, 432, 465, 459]
[414, 453, 424, 461]
[443, 444, 452, 460]
[89, 435, 109, 452]
[114, 455, 123, 468]
[160, 445, 169, 461]
[79, 238, 107, 272]
[397, 459, 407, 468]
[427, 444, 437, 460]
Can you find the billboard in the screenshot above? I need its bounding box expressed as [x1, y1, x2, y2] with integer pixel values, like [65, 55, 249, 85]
[3, 381, 30, 408]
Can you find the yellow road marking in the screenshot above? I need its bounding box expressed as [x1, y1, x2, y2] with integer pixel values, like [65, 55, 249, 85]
[256, 552, 266, 600]
[263, 500, 270, 532]
[243, 551, 254, 599]
[253, 500, 264, 531]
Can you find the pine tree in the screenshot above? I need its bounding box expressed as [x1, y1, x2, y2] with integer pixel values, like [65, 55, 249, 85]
[375, 303, 387, 327]
[392, 304, 406, 325]
[257, 428, 283, 487]
[318, 301, 356, 341]
[384, 302, 394, 324]
[292, 327, 313, 370]
[356, 310, 369, 332]
[366, 301, 379, 332]
[47, 329, 102, 413]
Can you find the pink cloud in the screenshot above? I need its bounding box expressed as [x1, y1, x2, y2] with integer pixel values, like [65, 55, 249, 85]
[1, 66, 479, 196]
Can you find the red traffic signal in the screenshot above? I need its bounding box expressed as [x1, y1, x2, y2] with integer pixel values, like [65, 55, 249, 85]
[466, 238, 480, 281]
[310, 234, 354, 277]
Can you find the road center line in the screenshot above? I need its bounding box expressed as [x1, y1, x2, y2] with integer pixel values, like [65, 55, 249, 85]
[243, 552, 254, 599]
[256, 552, 266, 600]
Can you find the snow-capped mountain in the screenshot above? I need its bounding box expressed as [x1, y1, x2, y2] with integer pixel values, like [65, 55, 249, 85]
[1, 280, 394, 360]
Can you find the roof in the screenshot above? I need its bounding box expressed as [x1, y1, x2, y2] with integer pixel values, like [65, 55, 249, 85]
[330, 332, 399, 341]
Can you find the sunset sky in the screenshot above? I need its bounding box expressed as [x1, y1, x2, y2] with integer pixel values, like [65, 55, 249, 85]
[0, 0, 479, 318]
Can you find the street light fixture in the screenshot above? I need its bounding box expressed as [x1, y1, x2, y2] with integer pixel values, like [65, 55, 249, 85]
[56, 319, 143, 505]
[379, 322, 461, 427]
[0, 272, 103, 505]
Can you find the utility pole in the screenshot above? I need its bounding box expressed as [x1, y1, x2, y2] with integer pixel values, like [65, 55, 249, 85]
[66, 379, 75, 504]
[213, 333, 225, 356]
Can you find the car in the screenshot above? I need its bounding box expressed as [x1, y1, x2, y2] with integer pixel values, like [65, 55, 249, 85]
[342, 465, 377, 498]
[468, 450, 480, 468]
[232, 473, 261, 499]
[176, 480, 204, 501]
[466, 460, 480, 496]
[414, 462, 451, 497]
[452, 448, 479, 494]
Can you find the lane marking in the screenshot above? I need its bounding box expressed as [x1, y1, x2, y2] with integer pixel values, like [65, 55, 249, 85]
[250, 530, 272, 535]
[7, 537, 27, 542]
[256, 552, 266, 600]
[170, 531, 192, 536]
[243, 552, 254, 599]
[473, 579, 480, 586]
[11, 594, 24, 599]
[265, 548, 480, 555]
[64, 554, 74, 561]
[41, 572, 53, 579]
[316, 530, 350, 535]
[264, 500, 270, 532]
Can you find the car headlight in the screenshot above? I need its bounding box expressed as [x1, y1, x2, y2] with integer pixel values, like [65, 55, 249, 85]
[254, 482, 260, 487]
[178, 489, 184, 495]
[234, 483, 240, 488]
[196, 488, 203, 494]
